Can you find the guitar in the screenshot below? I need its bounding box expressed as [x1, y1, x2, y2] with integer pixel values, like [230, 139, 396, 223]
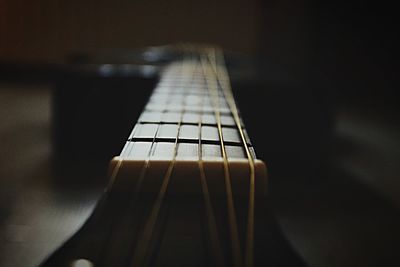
[41, 45, 306, 267]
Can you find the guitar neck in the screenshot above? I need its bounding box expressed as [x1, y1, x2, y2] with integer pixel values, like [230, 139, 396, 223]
[42, 46, 268, 267]
[104, 47, 267, 266]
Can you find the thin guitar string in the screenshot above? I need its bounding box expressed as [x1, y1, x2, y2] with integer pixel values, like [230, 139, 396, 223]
[104, 80, 163, 193]
[100, 122, 142, 264]
[128, 58, 191, 192]
[130, 54, 195, 267]
[209, 48, 256, 267]
[201, 51, 243, 267]
[124, 60, 183, 265]
[148, 46, 224, 264]
[104, 59, 179, 196]
[132, 68, 180, 195]
[197, 51, 225, 266]
[123, 62, 181, 212]
[216, 50, 256, 267]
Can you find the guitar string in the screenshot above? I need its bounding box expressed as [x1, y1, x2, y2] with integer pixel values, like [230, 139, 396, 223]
[102, 46, 249, 267]
[148, 46, 224, 264]
[103, 81, 161, 193]
[129, 54, 193, 196]
[125, 60, 183, 265]
[201, 50, 243, 267]
[197, 51, 225, 266]
[210, 48, 256, 267]
[130, 54, 194, 267]
[132, 68, 177, 195]
[100, 60, 180, 265]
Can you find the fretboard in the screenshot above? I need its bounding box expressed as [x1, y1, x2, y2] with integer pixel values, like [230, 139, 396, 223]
[120, 53, 256, 161]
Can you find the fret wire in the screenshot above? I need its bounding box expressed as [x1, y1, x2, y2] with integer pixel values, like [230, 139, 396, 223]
[131, 56, 195, 267]
[197, 55, 225, 266]
[210, 48, 256, 267]
[128, 137, 252, 148]
[137, 121, 244, 130]
[201, 52, 243, 267]
[144, 109, 232, 116]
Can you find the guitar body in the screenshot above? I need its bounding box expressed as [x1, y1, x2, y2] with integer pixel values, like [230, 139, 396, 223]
[42, 184, 305, 267]
[44, 46, 310, 267]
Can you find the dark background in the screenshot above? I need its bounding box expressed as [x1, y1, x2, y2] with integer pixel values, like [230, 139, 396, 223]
[1, 0, 398, 108]
[0, 0, 399, 266]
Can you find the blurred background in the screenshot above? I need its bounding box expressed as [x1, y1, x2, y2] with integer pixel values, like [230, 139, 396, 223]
[0, 0, 399, 266]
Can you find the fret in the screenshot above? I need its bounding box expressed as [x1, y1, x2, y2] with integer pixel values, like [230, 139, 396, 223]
[125, 138, 251, 147]
[151, 142, 175, 159]
[154, 89, 208, 96]
[137, 121, 243, 130]
[182, 113, 199, 124]
[159, 77, 229, 83]
[157, 124, 179, 139]
[145, 103, 231, 114]
[221, 127, 241, 143]
[176, 143, 198, 160]
[140, 110, 239, 125]
[130, 125, 252, 146]
[161, 111, 184, 123]
[225, 145, 247, 159]
[123, 141, 253, 159]
[139, 111, 163, 122]
[201, 113, 217, 124]
[129, 123, 158, 139]
[202, 143, 222, 158]
[179, 124, 198, 140]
